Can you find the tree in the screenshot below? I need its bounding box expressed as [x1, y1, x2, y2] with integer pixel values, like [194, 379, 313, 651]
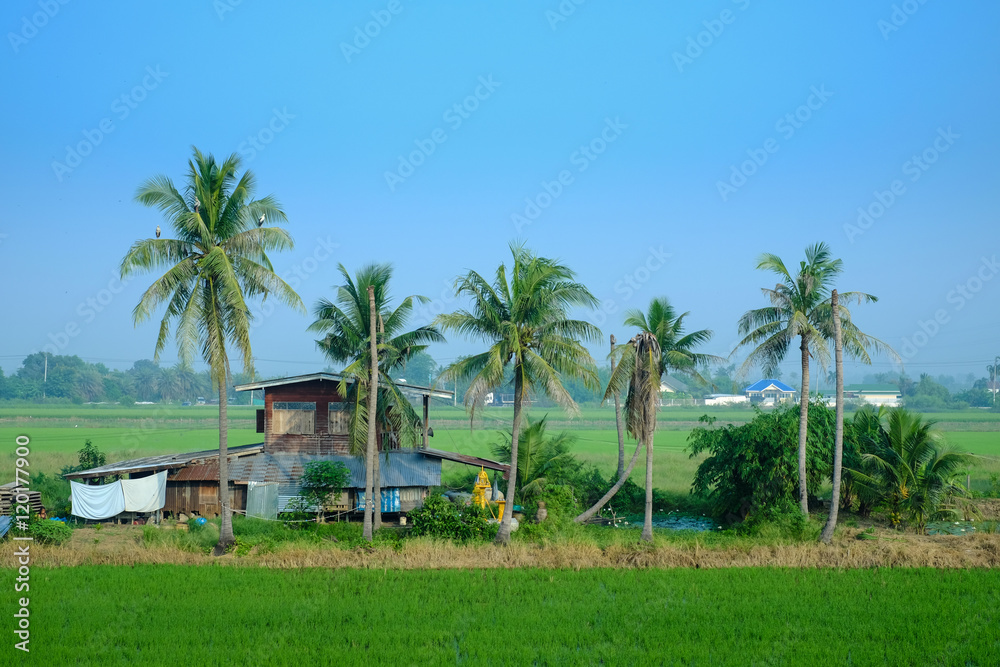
[688, 404, 835, 524]
[624, 297, 722, 386]
[846, 407, 973, 532]
[603, 331, 661, 541]
[820, 290, 845, 544]
[436, 243, 601, 544]
[121, 147, 303, 553]
[298, 461, 351, 523]
[308, 263, 444, 540]
[735, 242, 895, 515]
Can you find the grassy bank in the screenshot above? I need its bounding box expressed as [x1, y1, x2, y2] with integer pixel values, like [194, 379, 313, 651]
[15, 564, 1000, 665]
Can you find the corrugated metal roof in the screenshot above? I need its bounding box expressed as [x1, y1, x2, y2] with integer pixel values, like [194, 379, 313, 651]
[63, 444, 264, 480]
[233, 372, 454, 399]
[422, 448, 510, 475]
[164, 450, 443, 488]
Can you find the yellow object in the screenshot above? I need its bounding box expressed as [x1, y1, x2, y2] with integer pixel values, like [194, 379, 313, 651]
[472, 468, 490, 508]
[472, 467, 502, 520]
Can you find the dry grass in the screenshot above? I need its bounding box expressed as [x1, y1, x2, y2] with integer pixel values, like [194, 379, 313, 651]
[11, 524, 1000, 570]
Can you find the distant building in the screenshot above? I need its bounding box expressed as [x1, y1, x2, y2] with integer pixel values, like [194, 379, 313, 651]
[744, 379, 796, 404]
[703, 393, 748, 406]
[843, 384, 901, 407]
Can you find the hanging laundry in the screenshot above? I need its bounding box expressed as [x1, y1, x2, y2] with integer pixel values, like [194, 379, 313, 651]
[120, 471, 167, 512]
[70, 481, 125, 520]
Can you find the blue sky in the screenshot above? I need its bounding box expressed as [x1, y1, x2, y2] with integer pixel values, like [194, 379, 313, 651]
[1, 1, 998, 385]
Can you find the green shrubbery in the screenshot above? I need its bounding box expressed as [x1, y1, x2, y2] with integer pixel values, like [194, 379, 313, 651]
[408, 494, 492, 541]
[30, 518, 73, 545]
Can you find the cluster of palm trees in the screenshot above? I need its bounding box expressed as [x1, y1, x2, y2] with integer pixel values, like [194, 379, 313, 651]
[123, 148, 895, 551]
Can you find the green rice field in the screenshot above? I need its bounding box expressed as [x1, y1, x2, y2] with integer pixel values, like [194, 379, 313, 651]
[15, 565, 1000, 665]
[1, 403, 998, 496]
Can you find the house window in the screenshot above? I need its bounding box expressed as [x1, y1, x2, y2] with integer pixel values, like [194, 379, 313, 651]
[272, 402, 316, 435]
[328, 402, 350, 435]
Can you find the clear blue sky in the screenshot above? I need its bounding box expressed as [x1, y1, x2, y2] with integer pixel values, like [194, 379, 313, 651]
[2, 1, 998, 385]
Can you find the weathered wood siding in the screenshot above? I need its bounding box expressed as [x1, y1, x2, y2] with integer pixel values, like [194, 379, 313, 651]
[264, 380, 387, 455]
[163, 481, 245, 518]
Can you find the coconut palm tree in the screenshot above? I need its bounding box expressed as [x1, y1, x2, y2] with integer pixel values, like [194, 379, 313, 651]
[308, 263, 445, 540]
[734, 242, 896, 516]
[624, 297, 722, 385]
[848, 407, 973, 533]
[820, 290, 845, 544]
[435, 243, 601, 544]
[121, 147, 303, 552]
[603, 331, 661, 541]
[576, 298, 718, 525]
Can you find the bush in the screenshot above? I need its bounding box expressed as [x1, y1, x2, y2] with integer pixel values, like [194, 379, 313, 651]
[687, 403, 834, 524]
[30, 519, 73, 545]
[409, 494, 492, 542]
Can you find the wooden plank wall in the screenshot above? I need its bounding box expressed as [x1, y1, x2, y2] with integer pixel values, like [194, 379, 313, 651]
[264, 380, 385, 455]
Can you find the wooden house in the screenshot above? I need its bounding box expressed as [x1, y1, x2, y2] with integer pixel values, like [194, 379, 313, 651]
[65, 373, 508, 519]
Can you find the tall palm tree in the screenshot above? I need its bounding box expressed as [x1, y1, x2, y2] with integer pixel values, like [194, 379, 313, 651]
[625, 297, 722, 385]
[820, 290, 845, 544]
[490, 416, 581, 505]
[735, 242, 895, 515]
[308, 263, 444, 540]
[576, 297, 717, 525]
[121, 147, 303, 552]
[603, 331, 661, 541]
[436, 243, 601, 544]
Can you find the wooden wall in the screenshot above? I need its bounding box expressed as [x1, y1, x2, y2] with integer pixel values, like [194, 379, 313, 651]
[164, 481, 245, 518]
[264, 380, 385, 455]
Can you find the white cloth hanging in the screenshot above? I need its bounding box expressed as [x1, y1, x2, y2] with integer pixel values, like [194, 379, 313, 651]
[120, 471, 167, 512]
[70, 481, 126, 520]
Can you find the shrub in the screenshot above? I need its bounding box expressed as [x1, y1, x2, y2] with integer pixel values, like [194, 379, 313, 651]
[687, 403, 834, 524]
[30, 519, 73, 545]
[408, 494, 492, 542]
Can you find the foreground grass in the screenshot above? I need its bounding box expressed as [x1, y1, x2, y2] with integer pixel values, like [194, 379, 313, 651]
[15, 565, 1000, 665]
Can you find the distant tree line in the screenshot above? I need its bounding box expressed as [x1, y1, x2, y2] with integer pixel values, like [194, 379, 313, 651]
[0, 353, 257, 405]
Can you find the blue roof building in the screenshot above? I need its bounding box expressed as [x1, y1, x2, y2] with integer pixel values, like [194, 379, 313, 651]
[744, 379, 796, 404]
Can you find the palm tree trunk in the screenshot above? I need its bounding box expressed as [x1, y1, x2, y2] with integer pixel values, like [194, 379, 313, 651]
[821, 291, 845, 544]
[214, 380, 234, 554]
[373, 441, 382, 531]
[641, 432, 653, 542]
[495, 368, 523, 545]
[797, 335, 811, 516]
[362, 285, 378, 542]
[575, 439, 643, 523]
[611, 335, 625, 480]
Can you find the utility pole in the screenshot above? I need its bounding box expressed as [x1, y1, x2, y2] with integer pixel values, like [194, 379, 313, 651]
[994, 356, 999, 408]
[43, 353, 47, 399]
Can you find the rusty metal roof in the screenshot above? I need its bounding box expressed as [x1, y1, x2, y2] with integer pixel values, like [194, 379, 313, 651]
[233, 372, 454, 400]
[421, 448, 510, 475]
[62, 443, 264, 480]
